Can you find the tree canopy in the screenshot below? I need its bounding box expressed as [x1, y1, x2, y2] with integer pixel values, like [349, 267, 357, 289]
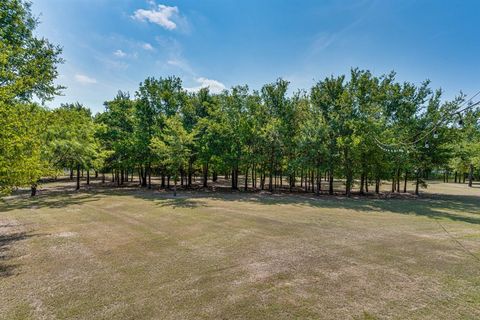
[1, 0, 479, 197]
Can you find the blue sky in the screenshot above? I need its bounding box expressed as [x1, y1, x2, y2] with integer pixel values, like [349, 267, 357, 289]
[32, 0, 480, 113]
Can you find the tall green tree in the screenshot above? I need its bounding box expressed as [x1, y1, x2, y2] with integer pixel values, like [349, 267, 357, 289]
[0, 0, 63, 103]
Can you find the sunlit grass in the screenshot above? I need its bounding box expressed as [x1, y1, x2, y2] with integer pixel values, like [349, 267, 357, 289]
[1, 181, 479, 319]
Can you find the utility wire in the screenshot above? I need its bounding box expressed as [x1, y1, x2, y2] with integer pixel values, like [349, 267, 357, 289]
[372, 94, 480, 151]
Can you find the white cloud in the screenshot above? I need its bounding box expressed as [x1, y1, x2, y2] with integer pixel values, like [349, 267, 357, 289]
[74, 74, 97, 85]
[142, 43, 154, 50]
[132, 4, 179, 30]
[167, 58, 193, 74]
[114, 49, 127, 57]
[186, 77, 226, 94]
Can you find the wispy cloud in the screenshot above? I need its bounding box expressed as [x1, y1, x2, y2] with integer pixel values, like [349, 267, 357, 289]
[142, 43, 154, 51]
[74, 74, 97, 85]
[113, 49, 127, 57]
[167, 58, 194, 75]
[310, 32, 337, 54]
[186, 77, 226, 94]
[132, 3, 180, 30]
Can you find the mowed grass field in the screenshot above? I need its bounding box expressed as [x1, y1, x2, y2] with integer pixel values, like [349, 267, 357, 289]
[1, 181, 480, 319]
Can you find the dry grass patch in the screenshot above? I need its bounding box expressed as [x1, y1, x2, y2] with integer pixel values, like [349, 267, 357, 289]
[1, 181, 479, 319]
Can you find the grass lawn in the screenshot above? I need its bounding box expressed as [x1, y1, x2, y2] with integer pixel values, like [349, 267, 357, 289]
[1, 181, 480, 319]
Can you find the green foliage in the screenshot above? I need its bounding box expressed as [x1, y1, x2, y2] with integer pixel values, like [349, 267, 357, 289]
[3, 0, 478, 197]
[0, 0, 64, 194]
[0, 0, 64, 103]
[0, 102, 50, 194]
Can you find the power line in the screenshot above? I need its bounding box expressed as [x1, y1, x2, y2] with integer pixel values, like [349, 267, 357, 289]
[371, 94, 480, 151]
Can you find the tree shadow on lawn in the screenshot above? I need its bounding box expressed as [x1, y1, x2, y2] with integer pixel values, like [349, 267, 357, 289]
[0, 230, 38, 278]
[0, 189, 103, 212]
[105, 183, 480, 225]
[130, 189, 480, 225]
[2, 183, 479, 225]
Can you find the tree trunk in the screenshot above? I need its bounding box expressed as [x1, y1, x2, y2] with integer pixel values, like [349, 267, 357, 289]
[454, 171, 457, 183]
[203, 163, 208, 188]
[316, 167, 321, 196]
[86, 170, 90, 185]
[375, 177, 380, 194]
[396, 169, 400, 192]
[360, 173, 365, 195]
[403, 171, 408, 193]
[102, 172, 105, 184]
[329, 170, 334, 195]
[244, 167, 249, 191]
[76, 165, 80, 190]
[173, 179, 177, 197]
[31, 184, 37, 197]
[231, 168, 237, 190]
[415, 171, 420, 195]
[188, 160, 193, 187]
[147, 164, 151, 189]
[70, 168, 74, 180]
[468, 164, 474, 187]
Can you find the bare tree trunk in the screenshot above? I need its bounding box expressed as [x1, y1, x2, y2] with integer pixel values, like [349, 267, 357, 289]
[203, 163, 208, 188]
[76, 165, 80, 190]
[147, 164, 151, 189]
[31, 184, 37, 197]
[329, 171, 334, 195]
[188, 160, 193, 187]
[415, 170, 420, 195]
[468, 164, 474, 187]
[396, 169, 400, 192]
[360, 173, 365, 195]
[316, 167, 321, 196]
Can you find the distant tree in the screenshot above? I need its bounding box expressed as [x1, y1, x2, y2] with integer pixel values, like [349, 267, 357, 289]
[48, 104, 98, 190]
[151, 116, 194, 196]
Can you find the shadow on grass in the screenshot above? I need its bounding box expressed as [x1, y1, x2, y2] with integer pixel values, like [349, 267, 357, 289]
[1, 181, 479, 225]
[0, 231, 37, 278]
[117, 186, 480, 225]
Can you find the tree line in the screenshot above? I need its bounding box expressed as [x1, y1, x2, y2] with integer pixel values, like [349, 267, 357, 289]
[1, 0, 479, 197]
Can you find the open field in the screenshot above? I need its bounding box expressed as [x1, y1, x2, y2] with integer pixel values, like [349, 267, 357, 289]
[1, 181, 480, 319]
